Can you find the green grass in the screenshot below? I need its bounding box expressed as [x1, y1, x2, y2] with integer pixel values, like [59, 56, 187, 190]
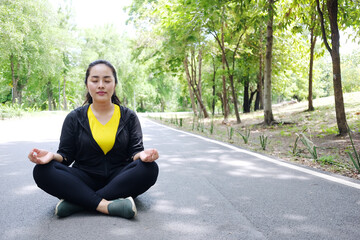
[141, 92, 360, 179]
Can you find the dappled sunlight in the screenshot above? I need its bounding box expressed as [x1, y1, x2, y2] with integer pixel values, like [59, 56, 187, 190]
[164, 221, 209, 234]
[275, 224, 328, 235]
[110, 228, 136, 236]
[167, 157, 187, 164]
[227, 167, 311, 180]
[191, 157, 218, 163]
[206, 149, 227, 154]
[162, 147, 314, 180]
[283, 214, 307, 221]
[276, 174, 309, 180]
[0, 112, 357, 240]
[149, 191, 165, 198]
[14, 184, 40, 195]
[5, 171, 24, 176]
[220, 159, 258, 168]
[153, 200, 199, 215]
[2, 226, 37, 240]
[196, 195, 209, 202]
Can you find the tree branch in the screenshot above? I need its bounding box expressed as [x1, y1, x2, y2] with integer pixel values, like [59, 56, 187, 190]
[232, 27, 247, 71]
[316, 0, 332, 55]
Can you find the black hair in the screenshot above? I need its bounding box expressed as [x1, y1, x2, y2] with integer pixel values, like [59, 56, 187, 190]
[83, 59, 121, 105]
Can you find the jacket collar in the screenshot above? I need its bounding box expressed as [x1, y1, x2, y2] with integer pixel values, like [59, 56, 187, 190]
[75, 104, 131, 135]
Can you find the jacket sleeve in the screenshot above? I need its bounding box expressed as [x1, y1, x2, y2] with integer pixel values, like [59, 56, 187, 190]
[128, 111, 144, 159]
[57, 111, 77, 166]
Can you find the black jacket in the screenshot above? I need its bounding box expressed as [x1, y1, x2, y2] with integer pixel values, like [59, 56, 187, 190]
[57, 104, 144, 177]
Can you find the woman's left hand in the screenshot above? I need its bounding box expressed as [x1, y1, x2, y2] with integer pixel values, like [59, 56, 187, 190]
[139, 149, 159, 162]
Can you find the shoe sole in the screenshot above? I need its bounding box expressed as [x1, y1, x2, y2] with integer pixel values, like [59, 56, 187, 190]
[54, 199, 65, 216]
[127, 197, 137, 217]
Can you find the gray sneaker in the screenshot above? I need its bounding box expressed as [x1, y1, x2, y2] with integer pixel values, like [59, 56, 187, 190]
[55, 199, 84, 218]
[107, 197, 137, 219]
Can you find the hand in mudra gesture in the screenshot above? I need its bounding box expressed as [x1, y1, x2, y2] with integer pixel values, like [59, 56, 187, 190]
[28, 148, 54, 165]
[139, 149, 159, 162]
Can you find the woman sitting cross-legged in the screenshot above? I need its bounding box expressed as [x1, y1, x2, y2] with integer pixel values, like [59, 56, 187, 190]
[28, 60, 159, 219]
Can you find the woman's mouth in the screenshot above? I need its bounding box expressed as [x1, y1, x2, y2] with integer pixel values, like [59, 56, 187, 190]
[96, 91, 106, 96]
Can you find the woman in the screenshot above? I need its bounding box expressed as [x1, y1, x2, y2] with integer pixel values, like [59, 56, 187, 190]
[28, 60, 159, 219]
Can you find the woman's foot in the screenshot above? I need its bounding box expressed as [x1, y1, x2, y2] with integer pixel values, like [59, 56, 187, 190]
[107, 197, 137, 219]
[55, 199, 84, 217]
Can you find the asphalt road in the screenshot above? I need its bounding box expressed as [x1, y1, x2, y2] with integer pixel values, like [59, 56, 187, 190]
[0, 112, 360, 240]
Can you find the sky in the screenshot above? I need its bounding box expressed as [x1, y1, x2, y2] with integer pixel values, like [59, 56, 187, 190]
[50, 0, 134, 33]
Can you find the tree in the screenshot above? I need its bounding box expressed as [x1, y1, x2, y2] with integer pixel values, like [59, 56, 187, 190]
[56, 0, 77, 110]
[254, 26, 265, 112]
[263, 0, 276, 125]
[184, 48, 209, 118]
[316, 0, 348, 135]
[308, 15, 317, 112]
[0, 0, 67, 109]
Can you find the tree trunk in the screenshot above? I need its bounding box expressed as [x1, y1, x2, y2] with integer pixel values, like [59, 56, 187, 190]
[10, 55, 20, 104]
[316, 0, 348, 135]
[243, 79, 250, 113]
[198, 49, 203, 100]
[255, 69, 263, 112]
[197, 49, 209, 118]
[47, 81, 53, 111]
[254, 76, 264, 111]
[211, 57, 217, 116]
[187, 80, 197, 115]
[229, 74, 241, 123]
[217, 92, 224, 116]
[308, 26, 316, 111]
[264, 0, 275, 125]
[160, 99, 165, 112]
[249, 89, 257, 110]
[327, 0, 347, 135]
[63, 75, 68, 110]
[184, 55, 197, 115]
[184, 56, 208, 118]
[221, 20, 229, 120]
[255, 27, 264, 111]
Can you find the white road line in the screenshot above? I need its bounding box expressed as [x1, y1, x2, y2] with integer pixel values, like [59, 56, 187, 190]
[146, 118, 360, 190]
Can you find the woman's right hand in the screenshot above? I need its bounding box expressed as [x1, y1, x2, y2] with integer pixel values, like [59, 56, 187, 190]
[28, 148, 54, 165]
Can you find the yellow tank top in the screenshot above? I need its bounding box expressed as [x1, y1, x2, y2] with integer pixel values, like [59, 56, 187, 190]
[88, 104, 121, 155]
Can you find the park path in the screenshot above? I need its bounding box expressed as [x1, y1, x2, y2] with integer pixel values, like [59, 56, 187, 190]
[0, 112, 360, 240]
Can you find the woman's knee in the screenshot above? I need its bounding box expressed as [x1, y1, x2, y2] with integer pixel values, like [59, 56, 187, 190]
[140, 161, 159, 185]
[33, 161, 56, 186]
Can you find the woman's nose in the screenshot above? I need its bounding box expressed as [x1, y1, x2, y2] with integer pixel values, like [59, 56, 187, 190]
[98, 80, 105, 88]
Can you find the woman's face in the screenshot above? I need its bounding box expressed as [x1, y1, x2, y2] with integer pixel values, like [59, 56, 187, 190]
[86, 64, 116, 104]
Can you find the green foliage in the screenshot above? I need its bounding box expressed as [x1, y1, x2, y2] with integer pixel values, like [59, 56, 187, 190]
[346, 127, 360, 173]
[197, 116, 205, 133]
[292, 134, 300, 156]
[321, 126, 338, 135]
[237, 128, 251, 144]
[210, 119, 214, 135]
[280, 130, 292, 137]
[226, 126, 234, 142]
[0, 103, 24, 119]
[0, 102, 38, 119]
[316, 155, 343, 167]
[259, 134, 269, 150]
[0, 0, 360, 114]
[295, 132, 318, 160]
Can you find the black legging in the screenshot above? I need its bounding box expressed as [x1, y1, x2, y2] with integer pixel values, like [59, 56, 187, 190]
[33, 159, 159, 210]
